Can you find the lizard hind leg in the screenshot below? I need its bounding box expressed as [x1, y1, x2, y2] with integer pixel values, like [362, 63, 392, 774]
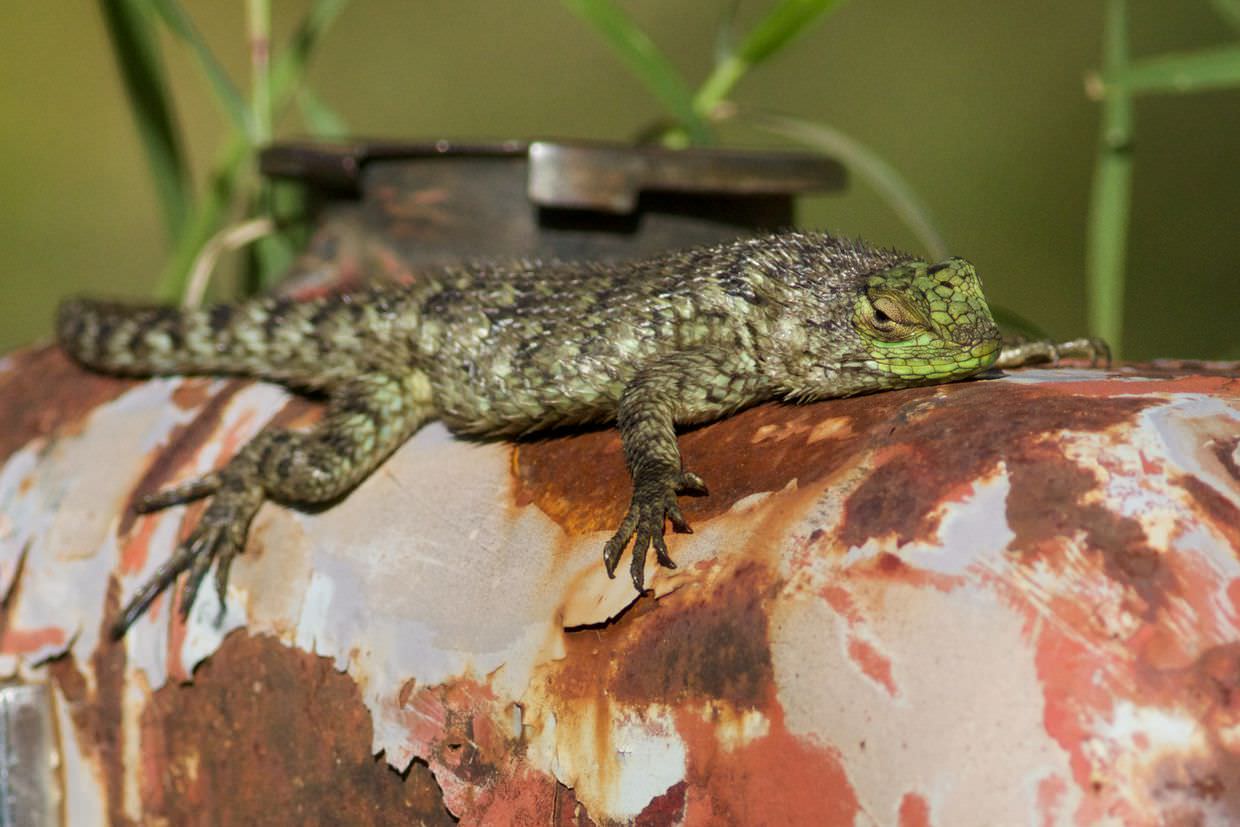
[113, 368, 436, 638]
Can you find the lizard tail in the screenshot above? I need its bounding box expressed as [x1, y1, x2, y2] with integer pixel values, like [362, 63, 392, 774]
[56, 295, 335, 379]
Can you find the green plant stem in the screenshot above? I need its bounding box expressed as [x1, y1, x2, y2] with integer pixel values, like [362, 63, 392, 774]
[97, 0, 191, 240]
[155, 133, 249, 301]
[155, 0, 350, 300]
[151, 0, 254, 137]
[694, 0, 847, 118]
[248, 0, 273, 145]
[1106, 44, 1240, 95]
[560, 0, 711, 144]
[744, 109, 948, 261]
[1086, 0, 1133, 358]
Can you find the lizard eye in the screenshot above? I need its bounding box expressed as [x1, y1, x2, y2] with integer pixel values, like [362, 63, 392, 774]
[873, 307, 893, 324]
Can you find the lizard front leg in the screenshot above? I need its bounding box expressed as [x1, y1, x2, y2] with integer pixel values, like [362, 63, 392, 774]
[113, 368, 435, 636]
[995, 337, 1112, 369]
[603, 348, 769, 591]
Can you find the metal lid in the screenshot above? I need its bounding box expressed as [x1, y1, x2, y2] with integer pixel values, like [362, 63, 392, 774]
[259, 139, 845, 214]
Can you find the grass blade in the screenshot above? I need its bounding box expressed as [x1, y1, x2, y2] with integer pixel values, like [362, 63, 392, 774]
[297, 88, 349, 138]
[695, 0, 846, 115]
[271, 0, 350, 118]
[1106, 44, 1240, 95]
[1211, 0, 1240, 32]
[1085, 0, 1133, 358]
[745, 109, 948, 260]
[151, 0, 254, 137]
[561, 0, 712, 144]
[156, 0, 351, 300]
[155, 134, 249, 301]
[97, 0, 191, 240]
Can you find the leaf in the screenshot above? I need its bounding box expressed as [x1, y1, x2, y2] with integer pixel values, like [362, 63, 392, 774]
[97, 0, 192, 240]
[744, 110, 949, 261]
[1106, 44, 1240, 96]
[1210, 0, 1240, 33]
[734, 0, 847, 66]
[561, 0, 712, 144]
[150, 0, 254, 137]
[271, 0, 351, 116]
[297, 88, 349, 138]
[695, 0, 846, 114]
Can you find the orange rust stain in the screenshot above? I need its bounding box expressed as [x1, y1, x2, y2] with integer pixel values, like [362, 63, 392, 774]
[169, 379, 215, 411]
[0, 623, 65, 654]
[897, 792, 932, 827]
[846, 635, 898, 697]
[819, 584, 862, 624]
[675, 697, 859, 827]
[118, 514, 159, 575]
[513, 389, 922, 536]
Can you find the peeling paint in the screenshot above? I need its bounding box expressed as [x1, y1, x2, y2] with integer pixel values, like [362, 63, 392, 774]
[0, 350, 1238, 824]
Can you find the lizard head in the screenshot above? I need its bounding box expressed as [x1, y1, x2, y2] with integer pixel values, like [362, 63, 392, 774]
[846, 256, 1002, 390]
[773, 253, 1003, 401]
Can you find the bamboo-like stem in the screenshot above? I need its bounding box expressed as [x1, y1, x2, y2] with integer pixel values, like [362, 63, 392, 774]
[1085, 0, 1133, 358]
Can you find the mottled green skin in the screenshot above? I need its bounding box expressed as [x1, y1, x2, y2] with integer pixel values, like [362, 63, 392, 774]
[57, 231, 1003, 635]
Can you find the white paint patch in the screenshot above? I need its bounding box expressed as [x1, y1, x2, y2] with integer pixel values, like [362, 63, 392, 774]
[609, 711, 688, 819]
[772, 583, 1078, 825]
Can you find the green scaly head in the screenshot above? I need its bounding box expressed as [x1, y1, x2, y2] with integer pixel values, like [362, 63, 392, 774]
[850, 257, 1002, 389]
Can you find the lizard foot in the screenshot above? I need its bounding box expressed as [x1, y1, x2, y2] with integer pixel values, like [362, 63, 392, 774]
[603, 471, 708, 592]
[113, 473, 263, 638]
[995, 337, 1112, 370]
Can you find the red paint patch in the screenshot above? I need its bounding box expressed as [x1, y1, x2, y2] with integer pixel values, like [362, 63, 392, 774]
[847, 636, 898, 697]
[898, 792, 932, 827]
[1037, 775, 1067, 827]
[1033, 374, 1239, 398]
[839, 382, 1152, 551]
[0, 346, 134, 465]
[0, 624, 65, 654]
[675, 700, 859, 826]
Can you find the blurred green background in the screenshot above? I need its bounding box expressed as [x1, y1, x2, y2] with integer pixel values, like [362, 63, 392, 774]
[2, 1, 1237, 358]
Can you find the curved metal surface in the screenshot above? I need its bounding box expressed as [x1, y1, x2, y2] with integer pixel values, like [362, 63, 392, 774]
[1, 346, 1239, 825]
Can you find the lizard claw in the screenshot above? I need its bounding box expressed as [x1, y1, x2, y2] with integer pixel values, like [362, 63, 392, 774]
[113, 475, 260, 638]
[602, 469, 707, 591]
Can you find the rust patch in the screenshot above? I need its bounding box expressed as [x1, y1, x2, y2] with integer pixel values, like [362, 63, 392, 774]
[674, 696, 859, 826]
[1213, 436, 1240, 483]
[139, 631, 454, 826]
[1133, 642, 1240, 821]
[562, 563, 776, 711]
[513, 389, 926, 535]
[635, 781, 686, 826]
[838, 381, 1152, 548]
[1178, 475, 1240, 552]
[47, 577, 132, 827]
[0, 346, 134, 465]
[1008, 451, 1171, 614]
